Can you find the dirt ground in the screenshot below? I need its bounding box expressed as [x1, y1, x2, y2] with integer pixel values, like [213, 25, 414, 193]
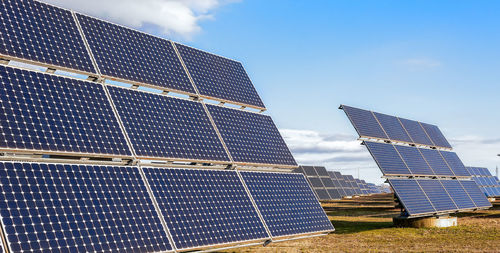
[224, 194, 500, 253]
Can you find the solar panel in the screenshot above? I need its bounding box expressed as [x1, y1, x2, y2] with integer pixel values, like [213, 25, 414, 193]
[175, 43, 265, 109]
[439, 151, 470, 177]
[364, 141, 411, 175]
[417, 179, 458, 212]
[398, 118, 434, 146]
[327, 189, 342, 200]
[394, 145, 434, 176]
[420, 122, 452, 148]
[76, 14, 194, 94]
[0, 66, 131, 157]
[388, 179, 436, 216]
[142, 167, 268, 250]
[309, 178, 325, 188]
[107, 86, 229, 162]
[239, 171, 334, 237]
[207, 104, 296, 166]
[465, 167, 500, 197]
[314, 166, 331, 177]
[439, 180, 476, 209]
[373, 112, 412, 143]
[459, 180, 492, 208]
[0, 0, 96, 74]
[315, 189, 331, 200]
[321, 177, 335, 188]
[0, 162, 173, 252]
[419, 148, 454, 176]
[328, 172, 347, 197]
[341, 105, 388, 139]
[302, 166, 318, 176]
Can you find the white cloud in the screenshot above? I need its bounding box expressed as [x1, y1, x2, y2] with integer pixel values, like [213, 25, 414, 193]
[401, 58, 442, 70]
[43, 0, 239, 39]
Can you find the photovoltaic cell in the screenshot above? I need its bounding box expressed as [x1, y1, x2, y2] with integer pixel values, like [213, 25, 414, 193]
[364, 141, 411, 175]
[439, 180, 476, 209]
[420, 122, 452, 148]
[302, 166, 318, 176]
[240, 171, 334, 237]
[419, 148, 454, 176]
[0, 162, 173, 253]
[388, 179, 435, 216]
[0, 66, 131, 156]
[315, 189, 331, 200]
[417, 180, 457, 212]
[321, 178, 335, 188]
[327, 189, 342, 200]
[398, 118, 434, 146]
[440, 151, 470, 177]
[0, 0, 96, 74]
[107, 86, 229, 162]
[394, 145, 434, 176]
[76, 14, 194, 94]
[459, 180, 492, 208]
[175, 43, 265, 109]
[143, 167, 268, 250]
[373, 112, 412, 143]
[314, 166, 330, 177]
[207, 105, 296, 166]
[341, 105, 388, 139]
[309, 178, 324, 188]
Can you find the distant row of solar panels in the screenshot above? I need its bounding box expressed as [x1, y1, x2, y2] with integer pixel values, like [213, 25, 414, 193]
[341, 105, 452, 149]
[466, 167, 500, 197]
[340, 105, 492, 217]
[0, 161, 334, 252]
[0, 65, 296, 167]
[0, 0, 265, 109]
[293, 166, 383, 200]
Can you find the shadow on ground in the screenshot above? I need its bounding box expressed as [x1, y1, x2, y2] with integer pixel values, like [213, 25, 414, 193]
[330, 219, 393, 234]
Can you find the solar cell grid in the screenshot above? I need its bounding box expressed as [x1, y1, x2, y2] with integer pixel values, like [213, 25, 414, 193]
[419, 148, 454, 176]
[439, 180, 476, 209]
[76, 14, 194, 94]
[175, 43, 265, 109]
[373, 112, 412, 143]
[314, 166, 330, 177]
[0, 162, 173, 253]
[107, 86, 230, 162]
[440, 151, 470, 177]
[459, 180, 492, 208]
[398, 118, 434, 146]
[0, 66, 131, 156]
[341, 105, 388, 139]
[388, 179, 436, 216]
[327, 189, 342, 199]
[207, 104, 296, 166]
[420, 123, 452, 148]
[143, 167, 268, 250]
[302, 166, 318, 176]
[240, 171, 334, 237]
[394, 145, 434, 176]
[316, 189, 331, 200]
[364, 141, 411, 175]
[0, 0, 96, 74]
[417, 180, 458, 212]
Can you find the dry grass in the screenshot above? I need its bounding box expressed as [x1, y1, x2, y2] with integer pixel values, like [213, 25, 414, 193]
[224, 195, 500, 253]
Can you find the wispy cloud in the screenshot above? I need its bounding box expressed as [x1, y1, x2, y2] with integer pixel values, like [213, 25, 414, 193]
[400, 58, 442, 70]
[43, 0, 240, 39]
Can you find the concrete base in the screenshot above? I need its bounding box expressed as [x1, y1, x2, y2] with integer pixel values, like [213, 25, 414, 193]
[393, 216, 457, 228]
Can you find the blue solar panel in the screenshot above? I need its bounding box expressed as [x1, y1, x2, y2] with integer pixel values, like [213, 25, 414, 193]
[341, 105, 388, 139]
[0, 162, 173, 252]
[364, 141, 411, 175]
[440, 151, 470, 177]
[417, 179, 458, 212]
[0, 66, 131, 156]
[143, 167, 268, 250]
[302, 166, 318, 176]
[315, 166, 330, 177]
[388, 179, 436, 216]
[394, 145, 434, 176]
[439, 180, 476, 209]
[459, 180, 492, 208]
[76, 14, 194, 94]
[240, 171, 334, 237]
[420, 123, 452, 148]
[398, 118, 434, 146]
[207, 105, 296, 166]
[175, 43, 265, 109]
[419, 148, 454, 176]
[0, 0, 96, 74]
[327, 188, 342, 199]
[107, 86, 229, 162]
[316, 189, 331, 200]
[373, 112, 412, 143]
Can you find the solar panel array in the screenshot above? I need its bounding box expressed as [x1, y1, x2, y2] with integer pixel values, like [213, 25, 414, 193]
[341, 105, 492, 217]
[294, 166, 342, 200]
[466, 167, 500, 197]
[0, 0, 334, 251]
[341, 105, 452, 149]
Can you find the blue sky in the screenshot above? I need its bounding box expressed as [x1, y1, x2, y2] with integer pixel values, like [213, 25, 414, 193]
[49, 0, 500, 183]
